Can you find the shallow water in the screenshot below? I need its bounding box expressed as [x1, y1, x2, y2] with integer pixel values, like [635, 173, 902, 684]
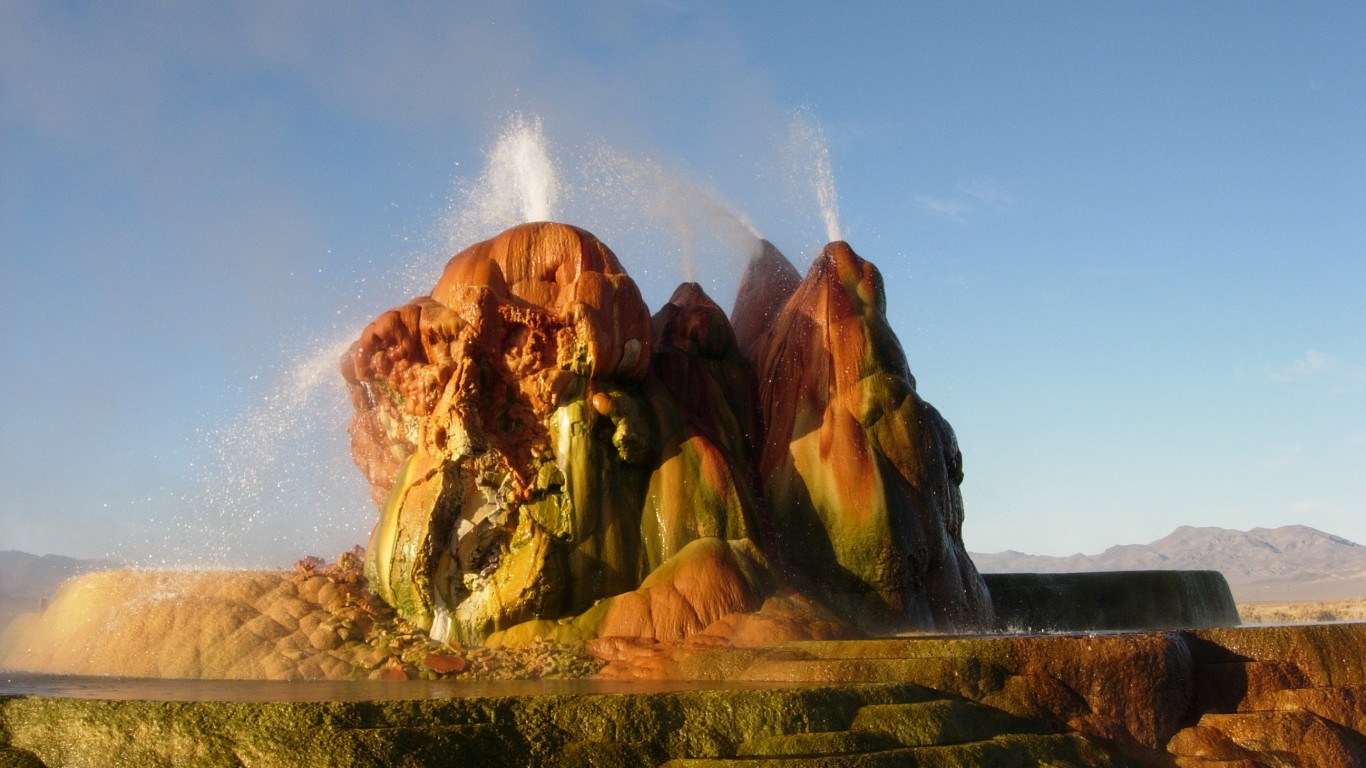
[0, 671, 807, 702]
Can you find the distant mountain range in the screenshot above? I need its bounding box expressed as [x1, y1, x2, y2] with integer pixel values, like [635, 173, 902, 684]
[0, 551, 118, 631]
[971, 525, 1366, 602]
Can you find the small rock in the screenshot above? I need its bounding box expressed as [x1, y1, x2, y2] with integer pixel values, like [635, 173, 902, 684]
[424, 653, 468, 674]
[374, 661, 411, 681]
[295, 575, 328, 602]
[366, 646, 395, 668]
[308, 624, 342, 652]
[316, 581, 345, 613]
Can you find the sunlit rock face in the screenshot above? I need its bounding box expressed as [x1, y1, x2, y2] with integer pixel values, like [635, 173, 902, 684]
[744, 241, 993, 633]
[342, 222, 765, 644]
[344, 222, 990, 644]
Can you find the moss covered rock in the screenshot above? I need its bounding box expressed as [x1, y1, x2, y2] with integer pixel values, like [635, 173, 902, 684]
[8, 683, 1101, 768]
[346, 223, 780, 646]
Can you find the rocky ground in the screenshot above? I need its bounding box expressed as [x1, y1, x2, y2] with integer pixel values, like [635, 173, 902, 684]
[6, 555, 1366, 766]
[0, 549, 601, 682]
[1239, 597, 1366, 625]
[7, 623, 1366, 767]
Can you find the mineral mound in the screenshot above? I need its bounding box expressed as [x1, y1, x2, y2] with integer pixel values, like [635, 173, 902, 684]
[750, 241, 992, 632]
[342, 222, 992, 645]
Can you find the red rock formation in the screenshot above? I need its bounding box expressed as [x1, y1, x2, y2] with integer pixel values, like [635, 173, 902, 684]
[730, 239, 801, 362]
[746, 240, 992, 633]
[344, 223, 992, 645]
[342, 223, 658, 643]
[342, 223, 775, 645]
[642, 283, 764, 568]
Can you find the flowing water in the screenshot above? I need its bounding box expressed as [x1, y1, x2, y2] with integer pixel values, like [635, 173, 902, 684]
[164, 336, 365, 568]
[4, 116, 1276, 727]
[441, 114, 561, 260]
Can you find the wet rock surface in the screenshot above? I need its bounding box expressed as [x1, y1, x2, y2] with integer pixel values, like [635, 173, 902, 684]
[8, 222, 1358, 765]
[343, 222, 992, 642]
[0, 553, 600, 683]
[0, 682, 1132, 768]
[580, 623, 1366, 767]
[984, 570, 1240, 632]
[344, 223, 774, 646]
[745, 241, 992, 634]
[6, 619, 1366, 765]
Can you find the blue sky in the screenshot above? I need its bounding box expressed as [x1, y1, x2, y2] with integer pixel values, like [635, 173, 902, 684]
[1, 2, 1362, 566]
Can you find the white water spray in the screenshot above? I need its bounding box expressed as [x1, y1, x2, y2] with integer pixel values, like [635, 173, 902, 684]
[158, 335, 367, 568]
[579, 146, 761, 307]
[787, 113, 843, 243]
[156, 116, 567, 568]
[445, 115, 560, 254]
[491, 114, 559, 223]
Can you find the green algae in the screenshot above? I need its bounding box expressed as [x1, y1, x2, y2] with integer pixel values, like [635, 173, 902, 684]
[738, 730, 900, 757]
[662, 732, 1130, 768]
[850, 699, 1050, 747]
[7, 684, 1080, 768]
[0, 680, 1145, 768]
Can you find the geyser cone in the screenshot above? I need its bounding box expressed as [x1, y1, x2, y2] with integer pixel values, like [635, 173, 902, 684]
[641, 282, 764, 568]
[343, 222, 658, 643]
[344, 222, 989, 646]
[754, 240, 993, 633]
[344, 222, 787, 646]
[730, 239, 802, 363]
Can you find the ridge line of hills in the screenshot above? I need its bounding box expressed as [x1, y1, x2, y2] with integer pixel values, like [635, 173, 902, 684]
[970, 524, 1366, 602]
[0, 551, 120, 632]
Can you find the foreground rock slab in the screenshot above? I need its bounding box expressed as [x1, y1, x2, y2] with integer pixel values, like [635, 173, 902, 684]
[0, 682, 1131, 768]
[6, 620, 1366, 766]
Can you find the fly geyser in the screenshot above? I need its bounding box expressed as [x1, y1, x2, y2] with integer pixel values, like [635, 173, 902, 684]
[15, 223, 1335, 768]
[342, 221, 993, 645]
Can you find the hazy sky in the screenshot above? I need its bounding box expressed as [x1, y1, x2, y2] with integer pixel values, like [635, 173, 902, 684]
[2, 2, 1363, 566]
